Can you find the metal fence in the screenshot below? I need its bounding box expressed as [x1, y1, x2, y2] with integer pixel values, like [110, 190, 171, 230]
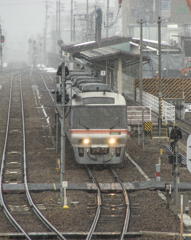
[136, 88, 175, 124]
[127, 106, 152, 124]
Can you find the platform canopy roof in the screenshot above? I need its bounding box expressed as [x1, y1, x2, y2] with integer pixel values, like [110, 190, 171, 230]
[62, 36, 150, 70]
[61, 36, 132, 54]
[74, 46, 150, 70]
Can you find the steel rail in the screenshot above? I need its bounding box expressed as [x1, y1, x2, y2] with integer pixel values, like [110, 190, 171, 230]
[20, 74, 67, 240]
[110, 167, 130, 240]
[0, 73, 32, 240]
[39, 74, 55, 103]
[85, 165, 102, 240]
[177, 125, 190, 135]
[178, 118, 191, 127]
[164, 144, 186, 166]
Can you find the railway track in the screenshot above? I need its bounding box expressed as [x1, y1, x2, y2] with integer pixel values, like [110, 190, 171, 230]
[85, 165, 130, 240]
[0, 72, 67, 240]
[176, 120, 191, 137]
[0, 67, 185, 239]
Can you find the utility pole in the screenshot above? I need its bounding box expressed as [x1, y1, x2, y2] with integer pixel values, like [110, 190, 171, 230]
[139, 19, 144, 105]
[60, 62, 66, 204]
[86, 0, 89, 41]
[95, 8, 102, 46]
[33, 40, 37, 70]
[71, 0, 73, 42]
[73, 15, 76, 42]
[158, 16, 162, 165]
[106, 0, 109, 37]
[44, 1, 48, 65]
[58, 0, 61, 40]
[56, 1, 59, 54]
[158, 16, 162, 131]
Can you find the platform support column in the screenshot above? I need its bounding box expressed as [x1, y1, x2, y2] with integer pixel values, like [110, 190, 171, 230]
[118, 57, 122, 94]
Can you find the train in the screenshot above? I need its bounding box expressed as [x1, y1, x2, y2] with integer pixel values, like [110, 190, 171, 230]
[56, 69, 128, 164]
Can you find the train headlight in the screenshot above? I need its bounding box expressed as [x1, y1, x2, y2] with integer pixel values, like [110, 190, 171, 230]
[83, 138, 90, 145]
[109, 138, 116, 144]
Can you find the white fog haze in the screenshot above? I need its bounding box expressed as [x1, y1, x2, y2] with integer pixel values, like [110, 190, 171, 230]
[0, 0, 116, 62]
[0, 0, 190, 66]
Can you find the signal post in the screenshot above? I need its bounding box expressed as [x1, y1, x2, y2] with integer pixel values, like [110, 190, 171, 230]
[169, 126, 182, 205]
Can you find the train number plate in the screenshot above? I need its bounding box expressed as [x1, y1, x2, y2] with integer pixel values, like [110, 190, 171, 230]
[110, 132, 121, 135]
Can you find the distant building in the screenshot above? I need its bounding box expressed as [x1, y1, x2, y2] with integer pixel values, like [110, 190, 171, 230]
[122, 0, 191, 37]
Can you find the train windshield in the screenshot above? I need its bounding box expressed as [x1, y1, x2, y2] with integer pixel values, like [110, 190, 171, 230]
[72, 106, 127, 129]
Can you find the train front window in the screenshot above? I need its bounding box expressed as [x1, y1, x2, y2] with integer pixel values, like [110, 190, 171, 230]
[72, 106, 127, 129]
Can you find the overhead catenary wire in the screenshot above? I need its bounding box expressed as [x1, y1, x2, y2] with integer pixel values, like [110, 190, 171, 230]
[104, 5, 121, 29]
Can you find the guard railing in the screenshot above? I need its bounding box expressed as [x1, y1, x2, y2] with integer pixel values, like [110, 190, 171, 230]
[136, 88, 175, 124]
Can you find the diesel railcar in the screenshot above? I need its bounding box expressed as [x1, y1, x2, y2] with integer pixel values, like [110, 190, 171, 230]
[64, 75, 128, 164]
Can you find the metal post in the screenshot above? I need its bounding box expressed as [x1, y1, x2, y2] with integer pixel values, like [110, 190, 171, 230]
[59, 0, 61, 40]
[180, 195, 183, 240]
[60, 62, 66, 204]
[56, 1, 58, 33]
[44, 1, 48, 65]
[106, 0, 109, 38]
[158, 16, 162, 134]
[158, 16, 162, 166]
[118, 57, 122, 94]
[138, 120, 140, 145]
[165, 182, 170, 208]
[56, 113, 58, 154]
[142, 109, 145, 151]
[174, 141, 180, 205]
[86, 0, 89, 41]
[71, 0, 73, 42]
[139, 19, 143, 105]
[73, 16, 76, 42]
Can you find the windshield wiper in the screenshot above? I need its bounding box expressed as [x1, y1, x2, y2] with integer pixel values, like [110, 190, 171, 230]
[79, 121, 89, 130]
[110, 118, 120, 129]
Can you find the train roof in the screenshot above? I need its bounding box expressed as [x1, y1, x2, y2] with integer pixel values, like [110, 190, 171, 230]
[71, 91, 126, 106]
[73, 76, 97, 83]
[76, 79, 102, 88]
[80, 83, 111, 92]
[65, 70, 126, 106]
[67, 72, 91, 80]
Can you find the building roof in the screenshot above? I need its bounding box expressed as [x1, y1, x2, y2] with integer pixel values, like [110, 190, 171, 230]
[131, 38, 181, 53]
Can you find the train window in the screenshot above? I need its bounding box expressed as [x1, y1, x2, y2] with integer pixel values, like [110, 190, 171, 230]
[72, 106, 127, 129]
[83, 97, 114, 104]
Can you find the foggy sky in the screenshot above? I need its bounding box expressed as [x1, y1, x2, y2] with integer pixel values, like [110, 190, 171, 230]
[0, 0, 110, 47]
[0, 0, 114, 61]
[0, 0, 73, 49]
